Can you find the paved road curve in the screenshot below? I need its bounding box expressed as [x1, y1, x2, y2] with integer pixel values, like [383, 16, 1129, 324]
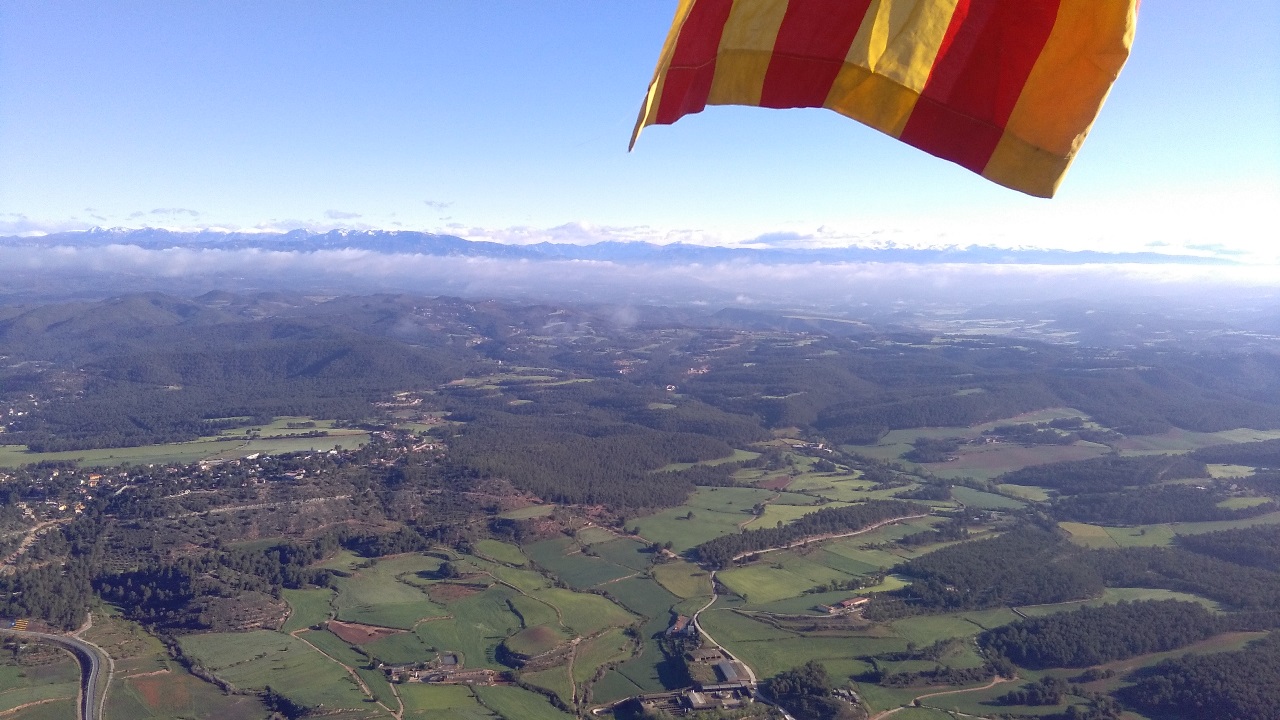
[2, 628, 106, 720]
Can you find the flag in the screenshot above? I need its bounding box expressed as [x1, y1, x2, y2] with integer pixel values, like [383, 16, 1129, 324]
[631, 0, 1139, 198]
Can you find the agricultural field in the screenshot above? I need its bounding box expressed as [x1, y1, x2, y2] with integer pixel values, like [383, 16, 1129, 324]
[632, 486, 810, 552]
[1013, 587, 1223, 617]
[525, 537, 636, 589]
[921, 443, 1110, 482]
[0, 644, 80, 716]
[177, 630, 377, 713]
[1114, 427, 1280, 455]
[329, 554, 448, 629]
[651, 560, 713, 599]
[915, 632, 1269, 720]
[997, 483, 1052, 501]
[76, 610, 272, 719]
[0, 415, 371, 468]
[281, 588, 335, 632]
[0, 439, 245, 469]
[1207, 463, 1256, 478]
[107, 669, 270, 720]
[473, 685, 576, 720]
[398, 683, 496, 720]
[1060, 512, 1280, 548]
[698, 605, 897, 681]
[656, 448, 761, 472]
[473, 538, 527, 566]
[574, 628, 634, 686]
[1, 698, 77, 720]
[950, 486, 1026, 510]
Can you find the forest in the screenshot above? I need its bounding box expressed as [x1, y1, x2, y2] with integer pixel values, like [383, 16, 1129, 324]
[1119, 633, 1280, 720]
[998, 455, 1207, 495]
[1083, 546, 1280, 614]
[980, 600, 1222, 668]
[1051, 485, 1277, 525]
[1175, 525, 1280, 572]
[871, 527, 1103, 615]
[1190, 437, 1280, 467]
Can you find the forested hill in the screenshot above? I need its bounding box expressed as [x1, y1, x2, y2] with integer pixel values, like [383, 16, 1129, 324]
[3, 291, 1280, 457]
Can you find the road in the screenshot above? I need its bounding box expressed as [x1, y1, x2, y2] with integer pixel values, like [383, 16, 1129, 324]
[691, 572, 802, 719]
[868, 675, 1017, 720]
[729, 514, 929, 562]
[0, 519, 72, 573]
[1, 628, 108, 720]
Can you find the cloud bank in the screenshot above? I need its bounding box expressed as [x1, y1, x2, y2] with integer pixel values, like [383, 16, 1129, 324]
[4, 242, 1277, 309]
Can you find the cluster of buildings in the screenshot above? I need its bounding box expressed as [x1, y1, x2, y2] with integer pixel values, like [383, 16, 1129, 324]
[814, 596, 869, 615]
[380, 652, 500, 685]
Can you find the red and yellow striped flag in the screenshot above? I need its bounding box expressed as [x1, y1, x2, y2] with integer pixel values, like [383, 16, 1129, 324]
[631, 0, 1139, 198]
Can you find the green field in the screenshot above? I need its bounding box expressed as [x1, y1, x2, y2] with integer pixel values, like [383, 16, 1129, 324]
[1059, 521, 1120, 548]
[951, 486, 1027, 510]
[701, 608, 897, 680]
[530, 588, 636, 636]
[505, 624, 571, 657]
[498, 504, 555, 519]
[1218, 496, 1273, 509]
[330, 554, 448, 629]
[0, 651, 81, 714]
[1115, 427, 1280, 455]
[412, 585, 524, 670]
[924, 443, 1111, 482]
[1108, 512, 1280, 546]
[525, 537, 635, 589]
[509, 593, 560, 628]
[398, 684, 496, 720]
[1207, 464, 1255, 478]
[473, 539, 527, 566]
[362, 631, 436, 665]
[999, 483, 1052, 501]
[719, 555, 856, 605]
[574, 628, 634, 686]
[0, 416, 370, 468]
[282, 588, 335, 632]
[651, 560, 712, 599]
[1014, 587, 1223, 617]
[473, 685, 576, 720]
[178, 630, 371, 711]
[590, 538, 652, 572]
[522, 666, 575, 706]
[632, 486, 789, 552]
[655, 448, 761, 472]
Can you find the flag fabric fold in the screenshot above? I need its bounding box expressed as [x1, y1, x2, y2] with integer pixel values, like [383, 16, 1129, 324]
[631, 0, 1139, 198]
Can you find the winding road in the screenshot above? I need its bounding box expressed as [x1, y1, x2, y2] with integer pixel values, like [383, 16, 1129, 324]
[1, 627, 108, 720]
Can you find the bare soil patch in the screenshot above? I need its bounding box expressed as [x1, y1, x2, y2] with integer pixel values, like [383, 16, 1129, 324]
[758, 475, 793, 491]
[326, 619, 405, 645]
[428, 582, 484, 603]
[131, 672, 190, 712]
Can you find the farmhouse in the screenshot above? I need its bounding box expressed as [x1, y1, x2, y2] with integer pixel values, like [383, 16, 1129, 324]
[685, 687, 751, 711]
[816, 596, 869, 614]
[666, 614, 692, 636]
[689, 647, 725, 663]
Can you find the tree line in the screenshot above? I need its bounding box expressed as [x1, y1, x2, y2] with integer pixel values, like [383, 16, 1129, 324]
[691, 500, 924, 569]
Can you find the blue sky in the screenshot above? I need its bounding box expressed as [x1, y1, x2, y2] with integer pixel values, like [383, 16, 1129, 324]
[2, 1, 1277, 260]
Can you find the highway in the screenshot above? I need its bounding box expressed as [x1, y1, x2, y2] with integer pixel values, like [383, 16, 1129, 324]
[2, 628, 108, 720]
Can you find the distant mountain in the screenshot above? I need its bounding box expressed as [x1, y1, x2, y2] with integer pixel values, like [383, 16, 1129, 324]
[1, 228, 1230, 266]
